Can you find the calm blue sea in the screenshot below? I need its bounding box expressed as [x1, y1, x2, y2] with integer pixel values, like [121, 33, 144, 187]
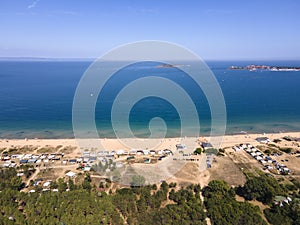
[0, 59, 300, 138]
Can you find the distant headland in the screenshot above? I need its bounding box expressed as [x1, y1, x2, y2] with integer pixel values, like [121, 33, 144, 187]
[229, 65, 300, 71]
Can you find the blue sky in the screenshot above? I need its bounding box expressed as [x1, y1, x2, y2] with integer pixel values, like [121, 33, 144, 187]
[1, 0, 300, 59]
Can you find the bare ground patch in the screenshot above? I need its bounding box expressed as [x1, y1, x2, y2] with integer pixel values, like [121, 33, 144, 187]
[167, 162, 202, 187]
[208, 155, 246, 187]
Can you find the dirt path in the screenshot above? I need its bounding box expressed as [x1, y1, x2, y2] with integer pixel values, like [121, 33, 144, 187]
[25, 167, 40, 186]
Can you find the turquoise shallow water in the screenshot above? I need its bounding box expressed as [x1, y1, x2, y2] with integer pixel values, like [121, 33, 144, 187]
[0, 60, 300, 138]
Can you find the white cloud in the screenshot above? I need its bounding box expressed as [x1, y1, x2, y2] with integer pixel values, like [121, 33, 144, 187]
[27, 0, 40, 9]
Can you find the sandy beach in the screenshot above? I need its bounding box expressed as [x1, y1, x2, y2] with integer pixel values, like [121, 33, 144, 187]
[1, 131, 299, 155]
[1, 131, 300, 150]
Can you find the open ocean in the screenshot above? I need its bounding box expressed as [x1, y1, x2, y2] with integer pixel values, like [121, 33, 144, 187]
[0, 59, 300, 139]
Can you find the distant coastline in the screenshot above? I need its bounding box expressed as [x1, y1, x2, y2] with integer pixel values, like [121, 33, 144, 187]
[229, 64, 300, 71]
[0, 57, 95, 62]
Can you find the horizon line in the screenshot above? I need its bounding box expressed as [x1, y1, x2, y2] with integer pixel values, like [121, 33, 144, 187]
[1, 56, 300, 62]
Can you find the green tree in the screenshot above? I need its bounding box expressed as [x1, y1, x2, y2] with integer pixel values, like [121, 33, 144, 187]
[68, 178, 76, 190]
[194, 147, 203, 155]
[203, 180, 267, 225]
[57, 178, 67, 192]
[82, 174, 92, 192]
[236, 174, 286, 204]
[50, 181, 58, 189]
